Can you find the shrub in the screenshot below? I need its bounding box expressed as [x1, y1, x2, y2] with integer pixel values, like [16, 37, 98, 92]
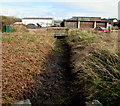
[0, 16, 22, 31]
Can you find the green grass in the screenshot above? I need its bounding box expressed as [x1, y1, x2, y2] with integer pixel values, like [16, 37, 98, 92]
[31, 73, 37, 76]
[27, 38, 35, 42]
[2, 36, 15, 43]
[3, 94, 13, 99]
[116, 49, 120, 55]
[0, 37, 4, 41]
[69, 30, 101, 42]
[91, 79, 105, 86]
[66, 30, 120, 105]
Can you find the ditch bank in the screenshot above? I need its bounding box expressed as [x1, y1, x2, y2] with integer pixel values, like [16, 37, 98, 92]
[28, 33, 89, 105]
[4, 30, 119, 106]
[2, 29, 86, 105]
[64, 30, 120, 106]
[31, 30, 120, 106]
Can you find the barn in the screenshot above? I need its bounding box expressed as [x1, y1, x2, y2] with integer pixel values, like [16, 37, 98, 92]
[61, 17, 108, 29]
[22, 18, 54, 27]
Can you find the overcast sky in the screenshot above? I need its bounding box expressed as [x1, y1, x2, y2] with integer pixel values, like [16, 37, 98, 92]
[0, 0, 119, 20]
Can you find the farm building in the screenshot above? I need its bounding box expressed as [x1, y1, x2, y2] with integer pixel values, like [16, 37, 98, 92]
[61, 17, 109, 29]
[22, 18, 54, 27]
[101, 18, 118, 26]
[71, 17, 101, 21]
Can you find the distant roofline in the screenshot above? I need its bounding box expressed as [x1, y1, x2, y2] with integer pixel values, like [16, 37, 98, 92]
[64, 20, 108, 22]
[101, 18, 118, 20]
[22, 18, 53, 20]
[72, 16, 101, 18]
[108, 18, 118, 20]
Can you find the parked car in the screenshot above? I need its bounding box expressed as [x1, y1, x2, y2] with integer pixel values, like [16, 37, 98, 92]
[51, 24, 60, 27]
[94, 27, 110, 32]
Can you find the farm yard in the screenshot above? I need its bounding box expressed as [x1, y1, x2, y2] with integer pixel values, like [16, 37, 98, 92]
[1, 24, 120, 105]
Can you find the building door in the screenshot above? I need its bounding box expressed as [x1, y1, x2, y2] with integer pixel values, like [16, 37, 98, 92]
[66, 22, 77, 28]
[80, 21, 94, 28]
[96, 22, 107, 27]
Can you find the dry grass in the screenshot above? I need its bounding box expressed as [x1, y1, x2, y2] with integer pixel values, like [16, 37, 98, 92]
[11, 24, 29, 32]
[2, 28, 120, 105]
[67, 30, 120, 105]
[2, 29, 55, 104]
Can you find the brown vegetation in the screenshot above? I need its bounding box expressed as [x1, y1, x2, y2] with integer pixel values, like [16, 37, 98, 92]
[2, 28, 120, 105]
[0, 16, 21, 30]
[66, 30, 120, 106]
[2, 29, 55, 104]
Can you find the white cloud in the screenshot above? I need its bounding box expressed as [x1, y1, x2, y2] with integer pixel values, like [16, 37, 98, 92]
[0, 1, 118, 20]
[50, 1, 118, 19]
[64, 2, 118, 18]
[0, 3, 55, 18]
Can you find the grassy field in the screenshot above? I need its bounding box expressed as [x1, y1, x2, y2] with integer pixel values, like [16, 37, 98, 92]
[66, 30, 120, 106]
[2, 27, 120, 105]
[2, 28, 55, 104]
